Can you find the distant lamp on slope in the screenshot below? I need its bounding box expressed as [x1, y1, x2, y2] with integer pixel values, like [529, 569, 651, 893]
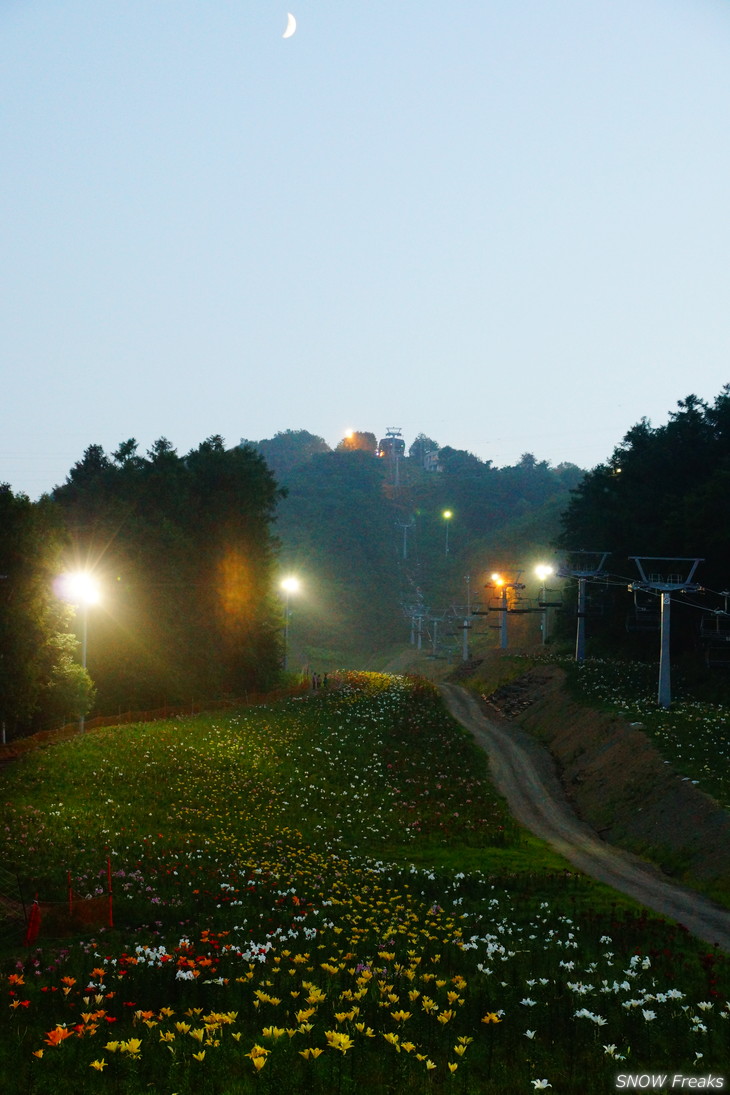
[535, 564, 554, 646]
[442, 510, 453, 557]
[56, 571, 101, 732]
[280, 576, 301, 672]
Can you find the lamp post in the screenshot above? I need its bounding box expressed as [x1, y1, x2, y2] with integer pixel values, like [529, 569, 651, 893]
[462, 575, 472, 662]
[491, 573, 508, 650]
[535, 564, 554, 646]
[58, 571, 100, 732]
[443, 510, 453, 557]
[280, 576, 300, 672]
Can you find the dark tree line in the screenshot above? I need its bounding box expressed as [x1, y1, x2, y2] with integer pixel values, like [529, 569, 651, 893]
[267, 433, 584, 662]
[0, 437, 284, 736]
[0, 486, 95, 737]
[558, 387, 730, 658]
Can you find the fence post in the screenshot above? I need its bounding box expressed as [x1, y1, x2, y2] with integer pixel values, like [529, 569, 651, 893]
[107, 856, 113, 929]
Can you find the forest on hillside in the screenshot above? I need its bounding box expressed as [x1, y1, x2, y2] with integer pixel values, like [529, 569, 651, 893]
[0, 437, 283, 738]
[242, 428, 584, 666]
[557, 387, 730, 672]
[0, 428, 583, 736]
[6, 387, 730, 739]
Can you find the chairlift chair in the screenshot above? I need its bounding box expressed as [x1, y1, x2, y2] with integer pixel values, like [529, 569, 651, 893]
[699, 610, 730, 642]
[508, 595, 538, 615]
[537, 586, 564, 610]
[625, 588, 660, 633]
[700, 608, 730, 667]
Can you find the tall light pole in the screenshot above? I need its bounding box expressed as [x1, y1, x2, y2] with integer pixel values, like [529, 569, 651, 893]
[443, 510, 453, 557]
[491, 573, 508, 650]
[462, 575, 472, 662]
[58, 571, 100, 732]
[535, 564, 554, 646]
[280, 576, 300, 672]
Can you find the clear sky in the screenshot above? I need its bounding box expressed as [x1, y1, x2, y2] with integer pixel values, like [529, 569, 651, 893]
[2, 0, 730, 499]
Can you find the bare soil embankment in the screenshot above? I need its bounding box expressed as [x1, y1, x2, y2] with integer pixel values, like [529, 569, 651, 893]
[483, 665, 730, 889]
[440, 675, 730, 951]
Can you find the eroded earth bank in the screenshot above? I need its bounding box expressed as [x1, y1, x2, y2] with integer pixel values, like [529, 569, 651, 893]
[439, 665, 730, 952]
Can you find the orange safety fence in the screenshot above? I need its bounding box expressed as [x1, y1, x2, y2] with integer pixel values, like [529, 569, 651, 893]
[19, 860, 114, 946]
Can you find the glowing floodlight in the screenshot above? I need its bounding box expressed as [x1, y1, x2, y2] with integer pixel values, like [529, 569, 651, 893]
[535, 564, 555, 646]
[55, 570, 101, 732]
[442, 510, 453, 557]
[59, 571, 101, 606]
[280, 576, 301, 671]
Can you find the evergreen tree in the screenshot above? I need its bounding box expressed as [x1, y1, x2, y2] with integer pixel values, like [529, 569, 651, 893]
[52, 437, 284, 710]
[558, 387, 730, 655]
[247, 430, 331, 476]
[0, 486, 92, 736]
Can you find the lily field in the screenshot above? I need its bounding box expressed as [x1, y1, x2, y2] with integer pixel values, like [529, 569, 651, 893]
[1, 671, 729, 1093]
[563, 658, 730, 811]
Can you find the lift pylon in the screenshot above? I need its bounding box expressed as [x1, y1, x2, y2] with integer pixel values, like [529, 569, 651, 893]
[629, 556, 703, 708]
[486, 571, 526, 650]
[556, 551, 610, 662]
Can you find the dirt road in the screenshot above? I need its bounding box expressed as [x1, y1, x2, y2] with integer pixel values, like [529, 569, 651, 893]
[440, 682, 730, 953]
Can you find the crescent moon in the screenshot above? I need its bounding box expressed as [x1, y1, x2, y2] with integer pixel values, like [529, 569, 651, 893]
[282, 12, 297, 38]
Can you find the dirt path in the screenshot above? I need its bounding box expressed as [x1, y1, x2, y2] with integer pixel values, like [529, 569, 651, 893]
[440, 682, 730, 953]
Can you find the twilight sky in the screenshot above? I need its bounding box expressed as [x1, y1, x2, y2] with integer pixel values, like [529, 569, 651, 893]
[2, 0, 730, 499]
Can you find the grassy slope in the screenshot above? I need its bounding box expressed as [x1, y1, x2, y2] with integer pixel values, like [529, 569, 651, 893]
[0, 673, 728, 1095]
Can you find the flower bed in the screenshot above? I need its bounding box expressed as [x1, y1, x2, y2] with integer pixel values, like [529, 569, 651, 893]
[1, 673, 728, 1093]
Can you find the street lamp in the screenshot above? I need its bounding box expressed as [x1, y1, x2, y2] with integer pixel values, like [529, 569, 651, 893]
[280, 576, 300, 672]
[535, 564, 554, 646]
[57, 571, 101, 731]
[490, 573, 508, 650]
[442, 510, 453, 557]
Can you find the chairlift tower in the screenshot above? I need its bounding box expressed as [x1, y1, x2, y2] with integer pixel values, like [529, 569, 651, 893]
[557, 552, 609, 662]
[444, 592, 474, 663]
[629, 556, 703, 708]
[403, 592, 427, 650]
[378, 427, 405, 489]
[427, 613, 446, 658]
[396, 518, 415, 560]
